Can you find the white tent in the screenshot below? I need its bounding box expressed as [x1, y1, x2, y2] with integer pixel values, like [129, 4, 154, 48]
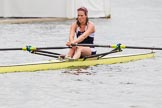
[0, 0, 111, 18]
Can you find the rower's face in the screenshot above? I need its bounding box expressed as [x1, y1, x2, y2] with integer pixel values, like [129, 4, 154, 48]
[77, 11, 86, 23]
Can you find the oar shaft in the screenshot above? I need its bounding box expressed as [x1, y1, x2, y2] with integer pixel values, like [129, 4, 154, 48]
[0, 46, 70, 51]
[0, 48, 22, 51]
[125, 46, 162, 50]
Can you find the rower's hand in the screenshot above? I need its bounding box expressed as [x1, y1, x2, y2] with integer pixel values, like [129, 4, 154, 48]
[66, 41, 71, 46]
[66, 41, 77, 49]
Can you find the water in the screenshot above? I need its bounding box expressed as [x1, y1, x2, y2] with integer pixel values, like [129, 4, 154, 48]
[0, 0, 162, 108]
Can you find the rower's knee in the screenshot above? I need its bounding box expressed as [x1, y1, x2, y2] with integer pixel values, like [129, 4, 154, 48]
[76, 46, 83, 52]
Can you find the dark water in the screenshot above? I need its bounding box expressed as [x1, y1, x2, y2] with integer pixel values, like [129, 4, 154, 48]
[0, 0, 162, 108]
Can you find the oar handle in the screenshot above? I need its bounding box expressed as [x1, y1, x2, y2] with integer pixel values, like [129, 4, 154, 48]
[71, 43, 111, 47]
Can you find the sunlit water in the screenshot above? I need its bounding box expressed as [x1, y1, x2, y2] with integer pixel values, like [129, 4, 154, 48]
[0, 0, 162, 108]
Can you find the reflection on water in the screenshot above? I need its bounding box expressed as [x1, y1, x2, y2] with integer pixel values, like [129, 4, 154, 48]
[62, 66, 95, 75]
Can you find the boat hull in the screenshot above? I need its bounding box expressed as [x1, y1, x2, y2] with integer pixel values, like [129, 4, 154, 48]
[0, 52, 154, 73]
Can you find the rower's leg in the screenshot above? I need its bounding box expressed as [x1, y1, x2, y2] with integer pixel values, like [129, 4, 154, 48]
[73, 47, 91, 59]
[67, 47, 76, 58]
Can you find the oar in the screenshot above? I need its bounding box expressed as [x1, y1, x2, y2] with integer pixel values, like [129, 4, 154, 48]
[71, 43, 162, 50]
[0, 46, 70, 51]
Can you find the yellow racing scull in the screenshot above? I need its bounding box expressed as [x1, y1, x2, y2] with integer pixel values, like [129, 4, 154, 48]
[0, 52, 154, 73]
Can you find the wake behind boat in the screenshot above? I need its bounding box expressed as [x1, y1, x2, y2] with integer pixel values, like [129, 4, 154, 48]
[0, 43, 161, 73]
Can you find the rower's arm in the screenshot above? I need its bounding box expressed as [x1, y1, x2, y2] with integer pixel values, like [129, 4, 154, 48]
[69, 22, 77, 42]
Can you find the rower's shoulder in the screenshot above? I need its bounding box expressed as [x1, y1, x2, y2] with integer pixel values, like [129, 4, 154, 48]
[87, 21, 95, 30]
[88, 21, 95, 27]
[71, 22, 78, 28]
[70, 22, 78, 31]
[88, 21, 94, 24]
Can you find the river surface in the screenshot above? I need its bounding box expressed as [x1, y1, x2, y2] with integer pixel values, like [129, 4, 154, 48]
[0, 0, 162, 108]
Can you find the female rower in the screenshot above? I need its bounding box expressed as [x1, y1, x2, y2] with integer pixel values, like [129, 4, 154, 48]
[66, 7, 96, 59]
